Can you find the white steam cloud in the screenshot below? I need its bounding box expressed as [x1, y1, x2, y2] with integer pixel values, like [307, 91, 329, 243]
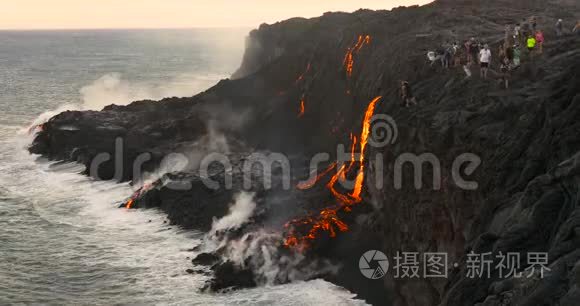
[200, 193, 340, 286]
[215, 230, 340, 285]
[206, 120, 231, 153]
[25, 72, 225, 134]
[80, 72, 223, 110]
[211, 192, 256, 234]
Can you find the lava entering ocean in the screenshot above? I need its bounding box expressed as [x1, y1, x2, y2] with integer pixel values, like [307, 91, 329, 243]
[284, 96, 382, 251]
[343, 35, 371, 78]
[123, 182, 156, 209]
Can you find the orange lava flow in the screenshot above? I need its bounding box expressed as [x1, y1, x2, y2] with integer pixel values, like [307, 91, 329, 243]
[123, 182, 155, 210]
[344, 52, 354, 77]
[125, 199, 134, 209]
[350, 95, 379, 201]
[284, 96, 382, 250]
[343, 35, 371, 77]
[298, 98, 306, 118]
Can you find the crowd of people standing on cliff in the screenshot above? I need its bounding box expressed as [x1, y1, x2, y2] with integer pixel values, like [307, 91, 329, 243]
[401, 17, 578, 107]
[424, 17, 579, 90]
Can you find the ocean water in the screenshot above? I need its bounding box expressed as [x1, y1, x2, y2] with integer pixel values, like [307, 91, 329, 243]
[0, 29, 364, 305]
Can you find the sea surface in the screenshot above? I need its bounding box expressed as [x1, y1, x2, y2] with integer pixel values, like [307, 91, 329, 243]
[0, 29, 364, 305]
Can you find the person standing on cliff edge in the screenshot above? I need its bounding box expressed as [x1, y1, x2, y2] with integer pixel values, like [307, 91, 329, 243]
[555, 19, 563, 36]
[500, 56, 511, 89]
[535, 30, 545, 54]
[513, 43, 522, 68]
[400, 81, 417, 107]
[479, 44, 492, 79]
[573, 21, 580, 34]
[527, 35, 537, 59]
[514, 23, 522, 43]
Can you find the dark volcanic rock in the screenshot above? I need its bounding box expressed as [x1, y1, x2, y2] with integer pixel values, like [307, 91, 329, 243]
[207, 261, 257, 292]
[192, 253, 221, 266]
[30, 99, 208, 181]
[126, 156, 290, 231]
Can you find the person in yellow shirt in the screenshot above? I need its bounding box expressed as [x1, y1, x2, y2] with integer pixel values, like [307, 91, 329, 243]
[526, 35, 537, 58]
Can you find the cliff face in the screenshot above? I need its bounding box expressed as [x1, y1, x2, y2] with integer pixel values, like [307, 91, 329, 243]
[30, 0, 580, 305]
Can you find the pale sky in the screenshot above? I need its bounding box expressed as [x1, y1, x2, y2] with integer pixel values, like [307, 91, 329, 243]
[0, 0, 431, 30]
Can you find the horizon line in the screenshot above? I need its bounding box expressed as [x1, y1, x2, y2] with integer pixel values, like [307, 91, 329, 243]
[0, 25, 256, 32]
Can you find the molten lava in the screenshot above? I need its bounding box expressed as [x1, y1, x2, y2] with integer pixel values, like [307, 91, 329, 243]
[123, 182, 156, 210]
[343, 35, 371, 77]
[125, 199, 135, 209]
[298, 98, 306, 118]
[284, 96, 382, 250]
[295, 62, 311, 118]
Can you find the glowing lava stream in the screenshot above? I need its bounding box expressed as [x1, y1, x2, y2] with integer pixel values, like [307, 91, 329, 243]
[343, 35, 371, 77]
[284, 96, 382, 250]
[295, 61, 312, 118]
[298, 97, 306, 118]
[124, 182, 155, 210]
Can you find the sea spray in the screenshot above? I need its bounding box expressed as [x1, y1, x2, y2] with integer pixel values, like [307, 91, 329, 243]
[80, 72, 222, 110]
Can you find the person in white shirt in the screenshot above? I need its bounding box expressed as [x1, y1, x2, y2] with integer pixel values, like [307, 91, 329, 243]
[514, 24, 521, 41]
[479, 44, 492, 79]
[427, 51, 443, 66]
[555, 19, 563, 36]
